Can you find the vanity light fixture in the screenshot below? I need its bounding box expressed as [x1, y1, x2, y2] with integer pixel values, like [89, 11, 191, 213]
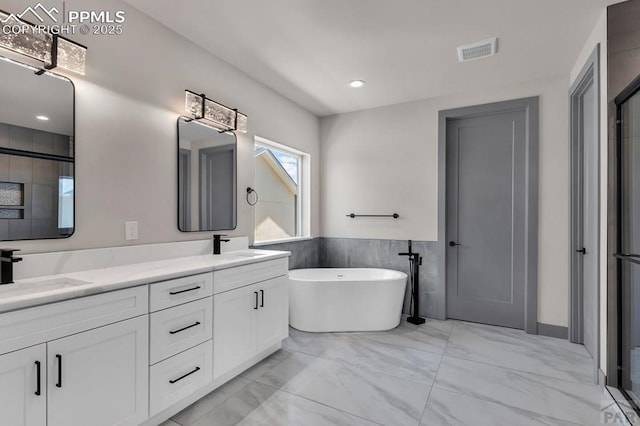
[184, 90, 247, 133]
[0, 10, 87, 75]
[349, 80, 366, 88]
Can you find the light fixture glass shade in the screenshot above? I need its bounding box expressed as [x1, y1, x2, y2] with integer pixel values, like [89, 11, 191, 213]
[56, 37, 86, 75]
[0, 11, 86, 75]
[204, 98, 235, 130]
[236, 113, 248, 133]
[185, 90, 203, 118]
[184, 90, 247, 133]
[0, 12, 53, 63]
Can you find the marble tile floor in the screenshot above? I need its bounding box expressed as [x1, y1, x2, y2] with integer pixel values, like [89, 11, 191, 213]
[161, 318, 611, 426]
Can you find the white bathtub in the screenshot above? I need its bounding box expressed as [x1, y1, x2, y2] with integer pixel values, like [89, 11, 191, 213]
[288, 268, 408, 332]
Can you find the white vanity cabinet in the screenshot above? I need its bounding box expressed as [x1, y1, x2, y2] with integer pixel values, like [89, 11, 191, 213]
[47, 316, 148, 426]
[255, 276, 289, 352]
[213, 259, 289, 380]
[0, 286, 149, 426]
[0, 250, 290, 426]
[0, 344, 46, 426]
[148, 273, 214, 417]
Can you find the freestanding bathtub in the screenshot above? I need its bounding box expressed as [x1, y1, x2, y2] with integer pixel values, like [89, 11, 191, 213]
[288, 268, 408, 332]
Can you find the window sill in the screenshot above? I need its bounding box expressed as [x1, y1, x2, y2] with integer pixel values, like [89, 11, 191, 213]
[252, 236, 314, 247]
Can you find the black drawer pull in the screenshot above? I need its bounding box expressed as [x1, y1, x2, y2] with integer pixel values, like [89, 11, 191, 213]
[35, 361, 41, 396]
[169, 366, 201, 384]
[169, 321, 201, 335]
[260, 289, 264, 308]
[254, 291, 259, 310]
[55, 354, 62, 388]
[169, 286, 201, 296]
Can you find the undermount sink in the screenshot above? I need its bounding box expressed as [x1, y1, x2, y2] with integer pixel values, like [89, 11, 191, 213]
[230, 251, 265, 258]
[0, 277, 91, 297]
[217, 250, 266, 259]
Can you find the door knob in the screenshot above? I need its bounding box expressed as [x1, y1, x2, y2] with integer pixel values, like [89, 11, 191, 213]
[449, 241, 461, 247]
[576, 248, 586, 255]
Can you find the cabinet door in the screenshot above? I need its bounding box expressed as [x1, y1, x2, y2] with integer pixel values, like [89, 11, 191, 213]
[256, 276, 289, 352]
[0, 344, 46, 426]
[47, 316, 149, 426]
[213, 284, 257, 379]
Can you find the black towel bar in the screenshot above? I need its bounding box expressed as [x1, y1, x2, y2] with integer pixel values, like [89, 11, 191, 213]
[347, 213, 399, 219]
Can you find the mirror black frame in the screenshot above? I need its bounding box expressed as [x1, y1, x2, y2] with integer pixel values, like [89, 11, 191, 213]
[0, 55, 76, 241]
[176, 116, 238, 232]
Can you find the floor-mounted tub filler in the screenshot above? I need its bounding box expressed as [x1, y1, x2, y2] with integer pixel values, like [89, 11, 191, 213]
[288, 268, 407, 332]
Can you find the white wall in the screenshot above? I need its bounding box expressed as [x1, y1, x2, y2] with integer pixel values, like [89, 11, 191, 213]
[1, 0, 320, 253]
[569, 10, 608, 375]
[321, 75, 570, 327]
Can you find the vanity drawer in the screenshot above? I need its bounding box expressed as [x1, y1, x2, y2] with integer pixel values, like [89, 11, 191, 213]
[149, 339, 213, 417]
[150, 273, 213, 312]
[213, 258, 288, 294]
[0, 285, 148, 355]
[149, 297, 213, 364]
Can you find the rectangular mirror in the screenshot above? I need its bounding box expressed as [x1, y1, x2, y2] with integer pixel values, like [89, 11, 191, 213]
[0, 57, 75, 241]
[177, 117, 237, 232]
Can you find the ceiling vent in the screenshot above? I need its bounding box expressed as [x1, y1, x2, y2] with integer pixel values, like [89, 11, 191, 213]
[457, 37, 498, 62]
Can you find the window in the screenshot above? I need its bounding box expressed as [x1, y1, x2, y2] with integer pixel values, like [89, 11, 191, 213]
[58, 177, 74, 230]
[254, 138, 306, 243]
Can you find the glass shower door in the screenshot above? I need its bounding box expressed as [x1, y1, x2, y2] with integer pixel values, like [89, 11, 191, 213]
[618, 86, 640, 407]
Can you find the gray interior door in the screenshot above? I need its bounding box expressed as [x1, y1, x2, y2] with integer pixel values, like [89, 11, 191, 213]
[569, 48, 599, 375]
[446, 110, 527, 329]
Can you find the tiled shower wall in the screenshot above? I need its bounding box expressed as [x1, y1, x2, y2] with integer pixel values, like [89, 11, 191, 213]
[0, 123, 72, 240]
[255, 237, 439, 318]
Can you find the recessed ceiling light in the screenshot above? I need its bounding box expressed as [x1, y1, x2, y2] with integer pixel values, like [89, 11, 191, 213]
[36, 115, 49, 121]
[349, 80, 366, 88]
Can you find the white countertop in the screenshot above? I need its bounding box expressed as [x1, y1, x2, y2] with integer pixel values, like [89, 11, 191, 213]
[0, 249, 290, 314]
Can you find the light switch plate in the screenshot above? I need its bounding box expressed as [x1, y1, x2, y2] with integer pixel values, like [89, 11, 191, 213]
[125, 221, 138, 240]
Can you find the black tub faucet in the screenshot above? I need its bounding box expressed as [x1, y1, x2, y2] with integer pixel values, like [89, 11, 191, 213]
[213, 234, 230, 255]
[398, 240, 425, 325]
[1, 248, 23, 284]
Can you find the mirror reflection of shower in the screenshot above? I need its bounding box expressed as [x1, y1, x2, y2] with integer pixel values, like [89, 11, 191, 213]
[0, 57, 75, 241]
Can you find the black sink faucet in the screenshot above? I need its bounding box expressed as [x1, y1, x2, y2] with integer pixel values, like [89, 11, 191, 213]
[0, 248, 23, 284]
[213, 234, 230, 255]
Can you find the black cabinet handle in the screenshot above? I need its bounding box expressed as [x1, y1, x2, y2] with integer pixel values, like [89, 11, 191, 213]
[34, 361, 41, 396]
[576, 248, 587, 254]
[449, 241, 461, 247]
[169, 321, 201, 335]
[260, 289, 264, 308]
[254, 292, 259, 310]
[169, 366, 200, 384]
[169, 286, 201, 296]
[55, 354, 62, 388]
